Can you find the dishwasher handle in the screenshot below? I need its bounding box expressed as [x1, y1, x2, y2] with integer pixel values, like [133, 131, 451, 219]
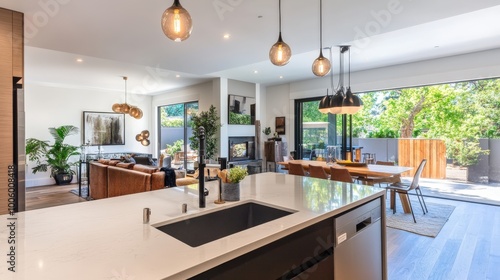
[356, 217, 372, 232]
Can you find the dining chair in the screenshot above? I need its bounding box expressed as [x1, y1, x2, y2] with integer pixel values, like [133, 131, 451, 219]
[288, 162, 307, 176]
[308, 164, 329, 179]
[329, 166, 353, 183]
[386, 159, 428, 223]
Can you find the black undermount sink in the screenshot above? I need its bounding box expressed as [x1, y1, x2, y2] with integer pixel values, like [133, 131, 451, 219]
[154, 202, 294, 247]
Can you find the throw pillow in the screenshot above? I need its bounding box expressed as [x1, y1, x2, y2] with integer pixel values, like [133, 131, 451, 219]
[121, 155, 136, 164]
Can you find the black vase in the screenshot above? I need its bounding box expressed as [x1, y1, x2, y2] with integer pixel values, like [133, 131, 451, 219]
[54, 173, 73, 185]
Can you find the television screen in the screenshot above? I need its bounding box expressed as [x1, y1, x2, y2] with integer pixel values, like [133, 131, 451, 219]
[231, 142, 248, 159]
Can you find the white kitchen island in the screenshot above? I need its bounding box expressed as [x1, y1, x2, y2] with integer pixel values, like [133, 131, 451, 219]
[0, 173, 386, 280]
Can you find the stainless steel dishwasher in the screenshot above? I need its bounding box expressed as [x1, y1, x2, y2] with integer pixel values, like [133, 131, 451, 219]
[334, 198, 383, 280]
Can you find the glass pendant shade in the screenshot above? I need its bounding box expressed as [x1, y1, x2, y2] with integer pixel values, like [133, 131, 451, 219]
[318, 89, 332, 114]
[161, 0, 192, 42]
[141, 130, 150, 138]
[141, 139, 150, 146]
[270, 34, 292, 66]
[312, 51, 331, 76]
[112, 103, 122, 113]
[269, 0, 291, 66]
[121, 103, 131, 114]
[129, 107, 143, 119]
[136, 134, 144, 141]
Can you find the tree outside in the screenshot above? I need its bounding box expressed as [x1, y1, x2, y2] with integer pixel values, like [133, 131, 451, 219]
[308, 78, 499, 166]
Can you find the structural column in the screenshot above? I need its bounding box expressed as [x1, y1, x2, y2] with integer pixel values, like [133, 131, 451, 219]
[0, 8, 24, 214]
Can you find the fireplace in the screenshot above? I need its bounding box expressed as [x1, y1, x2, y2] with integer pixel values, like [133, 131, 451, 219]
[228, 137, 255, 162]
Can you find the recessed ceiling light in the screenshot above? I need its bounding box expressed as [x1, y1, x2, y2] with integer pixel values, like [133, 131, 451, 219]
[76, 58, 83, 63]
[175, 74, 180, 78]
[279, 76, 283, 79]
[254, 70, 258, 74]
[434, 45, 440, 48]
[223, 34, 230, 39]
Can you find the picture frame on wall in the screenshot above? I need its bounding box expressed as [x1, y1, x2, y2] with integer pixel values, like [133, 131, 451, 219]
[275, 116, 285, 135]
[83, 111, 125, 145]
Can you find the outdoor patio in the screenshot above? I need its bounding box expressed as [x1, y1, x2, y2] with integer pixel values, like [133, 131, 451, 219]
[401, 166, 500, 207]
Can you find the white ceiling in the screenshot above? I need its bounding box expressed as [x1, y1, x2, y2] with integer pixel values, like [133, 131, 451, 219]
[2, 0, 500, 94]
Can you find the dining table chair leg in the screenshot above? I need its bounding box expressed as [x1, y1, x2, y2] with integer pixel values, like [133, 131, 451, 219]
[406, 194, 417, 223]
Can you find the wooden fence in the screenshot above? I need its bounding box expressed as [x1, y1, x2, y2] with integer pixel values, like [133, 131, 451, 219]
[398, 139, 446, 179]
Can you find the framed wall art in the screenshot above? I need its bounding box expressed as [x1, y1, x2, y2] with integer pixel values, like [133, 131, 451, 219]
[275, 116, 285, 135]
[83, 111, 125, 145]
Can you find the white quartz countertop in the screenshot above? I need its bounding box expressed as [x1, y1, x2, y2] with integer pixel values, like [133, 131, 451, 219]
[0, 173, 384, 280]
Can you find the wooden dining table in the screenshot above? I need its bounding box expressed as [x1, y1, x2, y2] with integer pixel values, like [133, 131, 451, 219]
[278, 160, 414, 213]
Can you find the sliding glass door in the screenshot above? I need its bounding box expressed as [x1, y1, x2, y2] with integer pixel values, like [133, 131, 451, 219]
[158, 101, 198, 170]
[294, 98, 339, 160]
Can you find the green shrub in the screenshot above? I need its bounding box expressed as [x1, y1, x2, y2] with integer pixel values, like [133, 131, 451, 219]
[227, 166, 248, 183]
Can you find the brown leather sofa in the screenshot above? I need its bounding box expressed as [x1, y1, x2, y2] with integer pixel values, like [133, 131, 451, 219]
[89, 160, 165, 199]
[89, 159, 198, 199]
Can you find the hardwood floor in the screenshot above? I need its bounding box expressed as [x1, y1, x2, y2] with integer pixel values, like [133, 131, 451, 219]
[24, 186, 499, 279]
[387, 196, 500, 280]
[25, 184, 87, 211]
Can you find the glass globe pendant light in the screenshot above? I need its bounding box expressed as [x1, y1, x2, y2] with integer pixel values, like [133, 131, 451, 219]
[161, 0, 192, 42]
[112, 77, 143, 119]
[312, 0, 331, 76]
[269, 0, 292, 66]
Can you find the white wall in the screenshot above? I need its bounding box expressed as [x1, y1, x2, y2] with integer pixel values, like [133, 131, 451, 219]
[25, 83, 152, 187]
[266, 48, 500, 154]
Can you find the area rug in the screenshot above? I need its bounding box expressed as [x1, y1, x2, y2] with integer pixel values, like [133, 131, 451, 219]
[70, 187, 88, 197]
[386, 197, 455, 237]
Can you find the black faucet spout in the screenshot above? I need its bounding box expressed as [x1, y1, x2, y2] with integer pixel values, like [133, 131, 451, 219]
[198, 126, 206, 208]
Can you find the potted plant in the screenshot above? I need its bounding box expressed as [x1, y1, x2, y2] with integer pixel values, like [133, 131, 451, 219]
[26, 125, 80, 185]
[189, 105, 223, 161]
[218, 166, 248, 201]
[262, 126, 271, 137]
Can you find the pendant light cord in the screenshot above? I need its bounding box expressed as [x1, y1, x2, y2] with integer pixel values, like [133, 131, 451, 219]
[123, 76, 128, 104]
[348, 47, 351, 88]
[278, 0, 282, 33]
[319, 0, 323, 51]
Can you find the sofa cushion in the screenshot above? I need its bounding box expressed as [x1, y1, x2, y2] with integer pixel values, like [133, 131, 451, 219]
[109, 160, 121, 166]
[116, 162, 135, 169]
[133, 164, 159, 174]
[98, 159, 110, 165]
[133, 155, 153, 165]
[107, 166, 150, 197]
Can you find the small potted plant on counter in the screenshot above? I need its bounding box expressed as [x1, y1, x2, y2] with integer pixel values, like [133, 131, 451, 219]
[218, 166, 248, 201]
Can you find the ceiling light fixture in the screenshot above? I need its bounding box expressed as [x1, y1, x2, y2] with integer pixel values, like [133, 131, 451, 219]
[312, 0, 331, 77]
[269, 0, 292, 66]
[136, 130, 150, 146]
[161, 0, 192, 42]
[112, 77, 143, 119]
[341, 46, 363, 114]
[319, 46, 363, 114]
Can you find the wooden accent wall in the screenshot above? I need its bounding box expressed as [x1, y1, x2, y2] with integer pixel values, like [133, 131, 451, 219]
[0, 8, 23, 214]
[398, 139, 446, 179]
